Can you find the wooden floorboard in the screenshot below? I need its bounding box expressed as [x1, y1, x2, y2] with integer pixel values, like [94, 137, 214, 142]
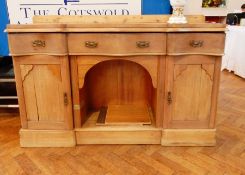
[0, 71, 244, 175]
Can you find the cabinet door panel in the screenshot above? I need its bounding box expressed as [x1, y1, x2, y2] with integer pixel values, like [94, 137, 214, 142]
[14, 55, 72, 130]
[166, 55, 218, 129]
[173, 64, 214, 121]
[35, 65, 63, 122]
[21, 65, 64, 122]
[20, 65, 38, 122]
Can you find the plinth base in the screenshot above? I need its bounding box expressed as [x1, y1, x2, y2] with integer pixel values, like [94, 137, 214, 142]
[19, 129, 76, 147]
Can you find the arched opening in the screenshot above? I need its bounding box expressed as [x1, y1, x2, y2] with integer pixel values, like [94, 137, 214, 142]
[78, 59, 157, 126]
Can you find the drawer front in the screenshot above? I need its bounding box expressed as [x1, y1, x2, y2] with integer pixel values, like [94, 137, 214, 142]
[8, 33, 67, 55]
[167, 33, 225, 55]
[68, 33, 166, 55]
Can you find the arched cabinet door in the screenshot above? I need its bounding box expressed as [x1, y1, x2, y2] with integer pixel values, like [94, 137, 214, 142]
[164, 55, 221, 129]
[13, 55, 73, 130]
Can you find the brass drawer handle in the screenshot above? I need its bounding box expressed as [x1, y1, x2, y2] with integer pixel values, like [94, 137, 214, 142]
[190, 40, 204, 48]
[85, 41, 98, 48]
[136, 41, 150, 48]
[32, 40, 45, 47]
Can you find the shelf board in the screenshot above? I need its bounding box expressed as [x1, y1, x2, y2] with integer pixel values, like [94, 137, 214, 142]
[0, 78, 15, 83]
[0, 96, 18, 99]
[95, 104, 152, 126]
[106, 105, 152, 125]
[79, 111, 157, 131]
[0, 105, 19, 108]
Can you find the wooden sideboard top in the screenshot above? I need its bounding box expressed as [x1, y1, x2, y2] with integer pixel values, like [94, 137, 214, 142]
[6, 15, 226, 33]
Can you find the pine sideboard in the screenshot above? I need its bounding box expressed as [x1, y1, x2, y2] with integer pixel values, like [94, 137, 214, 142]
[7, 16, 226, 147]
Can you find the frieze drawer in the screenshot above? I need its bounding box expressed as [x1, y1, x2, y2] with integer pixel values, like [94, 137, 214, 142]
[167, 33, 225, 55]
[8, 33, 67, 56]
[68, 33, 166, 55]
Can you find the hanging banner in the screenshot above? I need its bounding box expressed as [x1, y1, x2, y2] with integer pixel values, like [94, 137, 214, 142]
[6, 0, 142, 24]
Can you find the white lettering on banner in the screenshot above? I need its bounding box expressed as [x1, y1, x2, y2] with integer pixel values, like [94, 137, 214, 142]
[6, 0, 141, 24]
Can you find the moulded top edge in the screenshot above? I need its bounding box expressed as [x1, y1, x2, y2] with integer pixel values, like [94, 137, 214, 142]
[6, 24, 226, 33]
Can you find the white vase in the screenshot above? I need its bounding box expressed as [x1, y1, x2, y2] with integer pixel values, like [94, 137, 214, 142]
[168, 0, 187, 24]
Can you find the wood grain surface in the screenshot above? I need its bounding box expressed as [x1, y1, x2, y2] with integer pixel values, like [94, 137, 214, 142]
[0, 71, 244, 174]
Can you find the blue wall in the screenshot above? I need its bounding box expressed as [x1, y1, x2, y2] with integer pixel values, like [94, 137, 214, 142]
[0, 0, 9, 56]
[143, 0, 171, 14]
[0, 0, 171, 56]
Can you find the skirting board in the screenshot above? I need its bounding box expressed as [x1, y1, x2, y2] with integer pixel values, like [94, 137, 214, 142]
[76, 129, 161, 145]
[19, 129, 216, 147]
[19, 129, 76, 147]
[161, 129, 216, 146]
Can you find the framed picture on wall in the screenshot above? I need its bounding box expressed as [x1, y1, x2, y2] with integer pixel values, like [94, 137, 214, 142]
[202, 0, 227, 8]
